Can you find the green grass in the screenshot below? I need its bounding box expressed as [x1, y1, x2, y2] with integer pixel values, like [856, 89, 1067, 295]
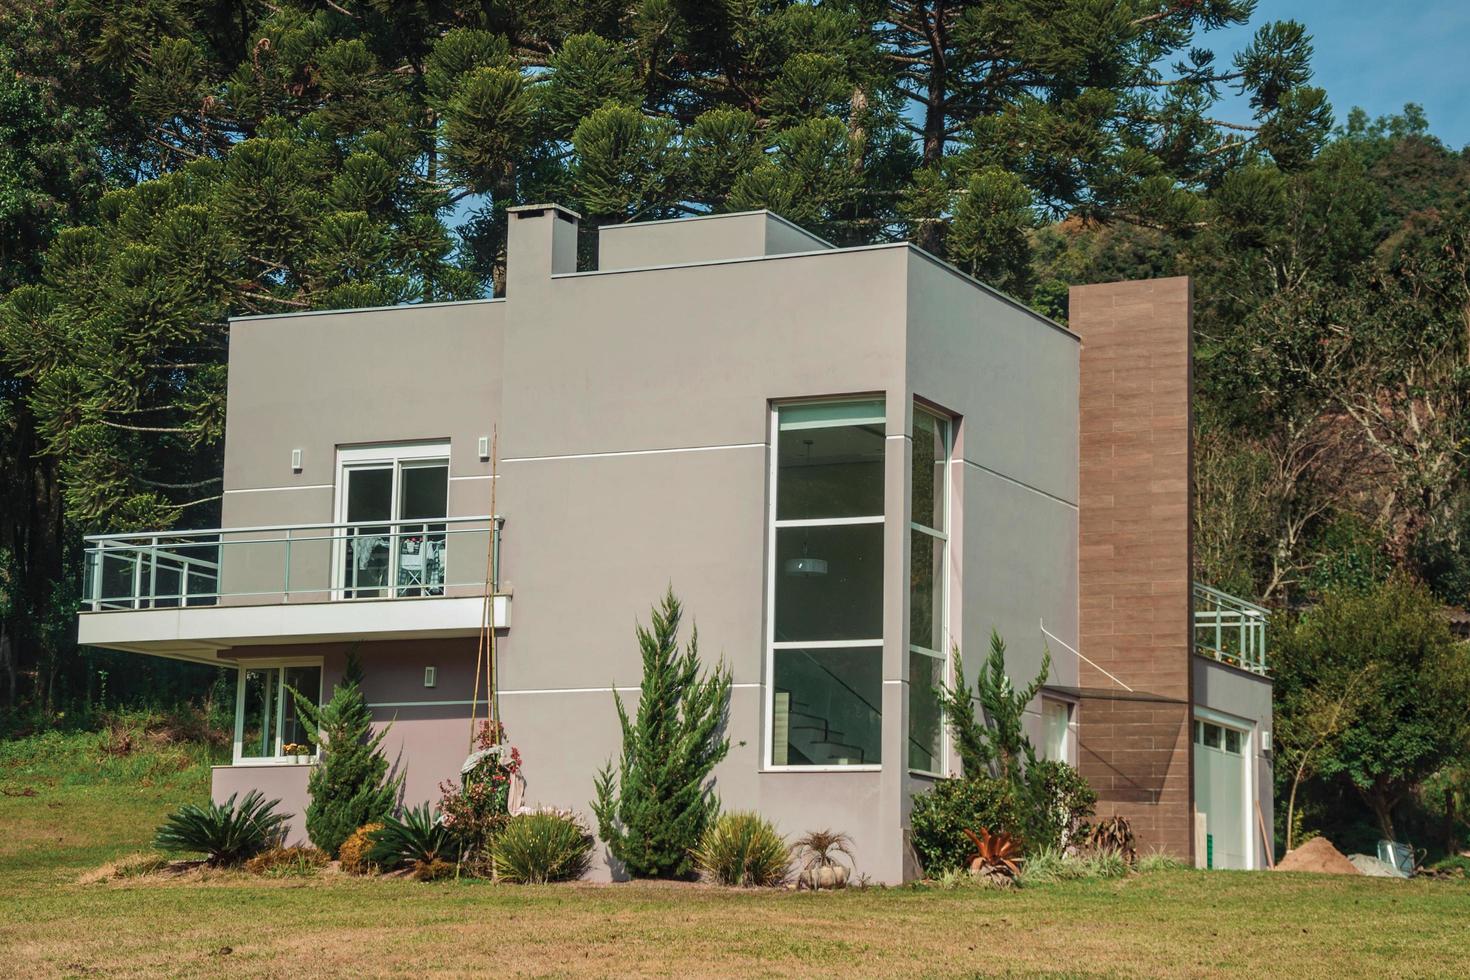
[2, 732, 1468, 978]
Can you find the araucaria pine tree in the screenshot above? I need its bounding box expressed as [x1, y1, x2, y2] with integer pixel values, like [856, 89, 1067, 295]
[592, 589, 732, 879]
[290, 653, 402, 857]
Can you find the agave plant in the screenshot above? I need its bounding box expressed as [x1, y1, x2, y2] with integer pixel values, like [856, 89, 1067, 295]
[963, 827, 1022, 887]
[1083, 815, 1137, 864]
[153, 790, 290, 866]
[367, 803, 452, 876]
[792, 829, 855, 890]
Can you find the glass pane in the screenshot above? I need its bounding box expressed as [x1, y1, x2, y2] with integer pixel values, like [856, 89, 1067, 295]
[239, 668, 278, 759]
[344, 467, 392, 597]
[911, 410, 946, 531]
[773, 647, 882, 766]
[281, 666, 322, 752]
[1224, 729, 1242, 755]
[909, 529, 943, 651]
[1203, 723, 1222, 749]
[777, 421, 885, 520]
[397, 464, 448, 596]
[778, 400, 885, 430]
[99, 551, 138, 608]
[398, 464, 448, 520]
[775, 523, 883, 642]
[908, 650, 944, 772]
[1043, 699, 1070, 762]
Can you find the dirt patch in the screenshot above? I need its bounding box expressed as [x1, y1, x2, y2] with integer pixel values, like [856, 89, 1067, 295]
[1275, 837, 1361, 875]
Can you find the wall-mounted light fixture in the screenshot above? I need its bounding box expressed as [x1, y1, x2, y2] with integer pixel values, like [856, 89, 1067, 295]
[290, 448, 303, 473]
[424, 666, 437, 688]
[477, 436, 490, 461]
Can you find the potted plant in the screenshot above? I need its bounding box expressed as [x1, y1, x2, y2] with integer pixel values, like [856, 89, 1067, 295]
[283, 742, 312, 764]
[792, 829, 854, 890]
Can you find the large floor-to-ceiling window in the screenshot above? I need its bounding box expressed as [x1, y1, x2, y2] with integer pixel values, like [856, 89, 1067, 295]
[768, 399, 886, 768]
[908, 406, 951, 774]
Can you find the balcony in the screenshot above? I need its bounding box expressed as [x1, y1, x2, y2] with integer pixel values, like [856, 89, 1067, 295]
[1193, 582, 1268, 675]
[78, 516, 509, 662]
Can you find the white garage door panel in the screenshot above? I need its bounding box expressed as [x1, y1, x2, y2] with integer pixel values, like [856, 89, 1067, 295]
[1194, 719, 1249, 870]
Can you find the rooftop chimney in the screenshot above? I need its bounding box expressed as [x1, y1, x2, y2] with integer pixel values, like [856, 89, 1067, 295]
[505, 204, 580, 297]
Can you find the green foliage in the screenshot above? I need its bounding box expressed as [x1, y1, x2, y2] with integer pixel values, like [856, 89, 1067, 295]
[910, 776, 1033, 876]
[939, 631, 1049, 783]
[153, 789, 289, 866]
[1027, 759, 1098, 851]
[690, 811, 789, 887]
[592, 589, 732, 879]
[1273, 576, 1470, 839]
[491, 810, 594, 884]
[367, 803, 451, 871]
[290, 654, 402, 858]
[1017, 845, 1130, 886]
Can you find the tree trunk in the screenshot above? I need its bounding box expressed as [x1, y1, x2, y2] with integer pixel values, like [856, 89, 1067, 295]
[1363, 784, 1398, 842]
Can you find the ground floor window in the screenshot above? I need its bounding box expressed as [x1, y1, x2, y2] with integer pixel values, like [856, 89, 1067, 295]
[235, 663, 323, 762]
[767, 398, 885, 768]
[1041, 697, 1073, 763]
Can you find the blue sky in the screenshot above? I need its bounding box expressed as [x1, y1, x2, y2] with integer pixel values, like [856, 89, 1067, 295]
[1206, 0, 1470, 147]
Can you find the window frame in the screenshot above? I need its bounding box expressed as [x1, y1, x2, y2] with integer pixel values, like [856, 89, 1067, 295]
[907, 404, 953, 777]
[333, 442, 451, 599]
[764, 398, 886, 772]
[1040, 695, 1077, 765]
[232, 658, 325, 765]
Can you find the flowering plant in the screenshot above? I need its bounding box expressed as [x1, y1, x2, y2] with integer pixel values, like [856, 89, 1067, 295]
[282, 742, 312, 757]
[438, 721, 521, 871]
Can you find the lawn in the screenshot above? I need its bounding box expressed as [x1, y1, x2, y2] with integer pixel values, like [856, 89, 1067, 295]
[2, 731, 1467, 978]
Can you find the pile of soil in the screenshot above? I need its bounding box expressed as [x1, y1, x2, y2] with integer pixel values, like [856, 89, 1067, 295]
[1275, 836, 1361, 875]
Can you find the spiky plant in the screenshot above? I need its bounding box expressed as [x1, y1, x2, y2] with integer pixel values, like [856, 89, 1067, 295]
[492, 811, 594, 884]
[367, 804, 451, 876]
[1083, 815, 1137, 864]
[153, 790, 290, 866]
[792, 829, 855, 875]
[964, 827, 1023, 887]
[691, 812, 789, 887]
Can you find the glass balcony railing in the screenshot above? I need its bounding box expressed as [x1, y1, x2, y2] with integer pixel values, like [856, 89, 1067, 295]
[82, 516, 501, 611]
[1193, 582, 1269, 675]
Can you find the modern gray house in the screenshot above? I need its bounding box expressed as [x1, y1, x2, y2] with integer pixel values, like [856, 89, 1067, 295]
[78, 205, 1274, 880]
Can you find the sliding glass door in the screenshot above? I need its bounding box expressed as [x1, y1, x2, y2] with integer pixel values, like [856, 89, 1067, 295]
[336, 445, 449, 598]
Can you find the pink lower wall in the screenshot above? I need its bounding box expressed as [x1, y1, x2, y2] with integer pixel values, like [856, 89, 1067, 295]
[211, 762, 314, 845]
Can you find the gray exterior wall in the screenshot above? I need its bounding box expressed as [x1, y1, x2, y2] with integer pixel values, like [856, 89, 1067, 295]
[192, 207, 1080, 883]
[597, 211, 831, 271]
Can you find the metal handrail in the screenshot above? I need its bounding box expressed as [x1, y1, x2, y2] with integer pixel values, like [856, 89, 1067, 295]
[1193, 582, 1269, 675]
[83, 515, 503, 612]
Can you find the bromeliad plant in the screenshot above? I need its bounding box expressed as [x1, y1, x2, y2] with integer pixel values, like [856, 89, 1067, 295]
[368, 803, 453, 879]
[154, 790, 290, 866]
[964, 827, 1023, 888]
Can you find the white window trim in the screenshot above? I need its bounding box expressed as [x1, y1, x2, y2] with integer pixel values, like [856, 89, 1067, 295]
[764, 400, 886, 772]
[333, 442, 451, 599]
[233, 658, 325, 765]
[908, 406, 953, 778]
[1192, 705, 1259, 870]
[1040, 694, 1077, 766]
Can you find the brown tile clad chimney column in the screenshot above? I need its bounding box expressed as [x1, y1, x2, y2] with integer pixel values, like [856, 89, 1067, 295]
[1070, 277, 1194, 862]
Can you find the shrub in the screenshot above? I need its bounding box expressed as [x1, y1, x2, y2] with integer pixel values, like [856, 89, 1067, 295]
[1136, 851, 1189, 873]
[439, 721, 519, 870]
[245, 846, 328, 877]
[691, 811, 788, 887]
[1083, 815, 1137, 863]
[368, 804, 452, 877]
[338, 822, 384, 875]
[153, 790, 289, 866]
[1028, 758, 1097, 850]
[909, 776, 1030, 876]
[492, 810, 594, 884]
[591, 589, 732, 879]
[290, 652, 403, 858]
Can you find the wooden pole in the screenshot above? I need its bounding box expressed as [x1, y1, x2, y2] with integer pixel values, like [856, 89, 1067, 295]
[468, 428, 498, 752]
[1256, 799, 1275, 869]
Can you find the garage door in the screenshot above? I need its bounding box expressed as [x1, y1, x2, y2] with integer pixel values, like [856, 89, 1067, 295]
[1194, 718, 1249, 869]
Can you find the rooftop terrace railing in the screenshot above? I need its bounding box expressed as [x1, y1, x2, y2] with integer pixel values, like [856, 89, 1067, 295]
[1193, 582, 1269, 675]
[82, 516, 501, 611]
